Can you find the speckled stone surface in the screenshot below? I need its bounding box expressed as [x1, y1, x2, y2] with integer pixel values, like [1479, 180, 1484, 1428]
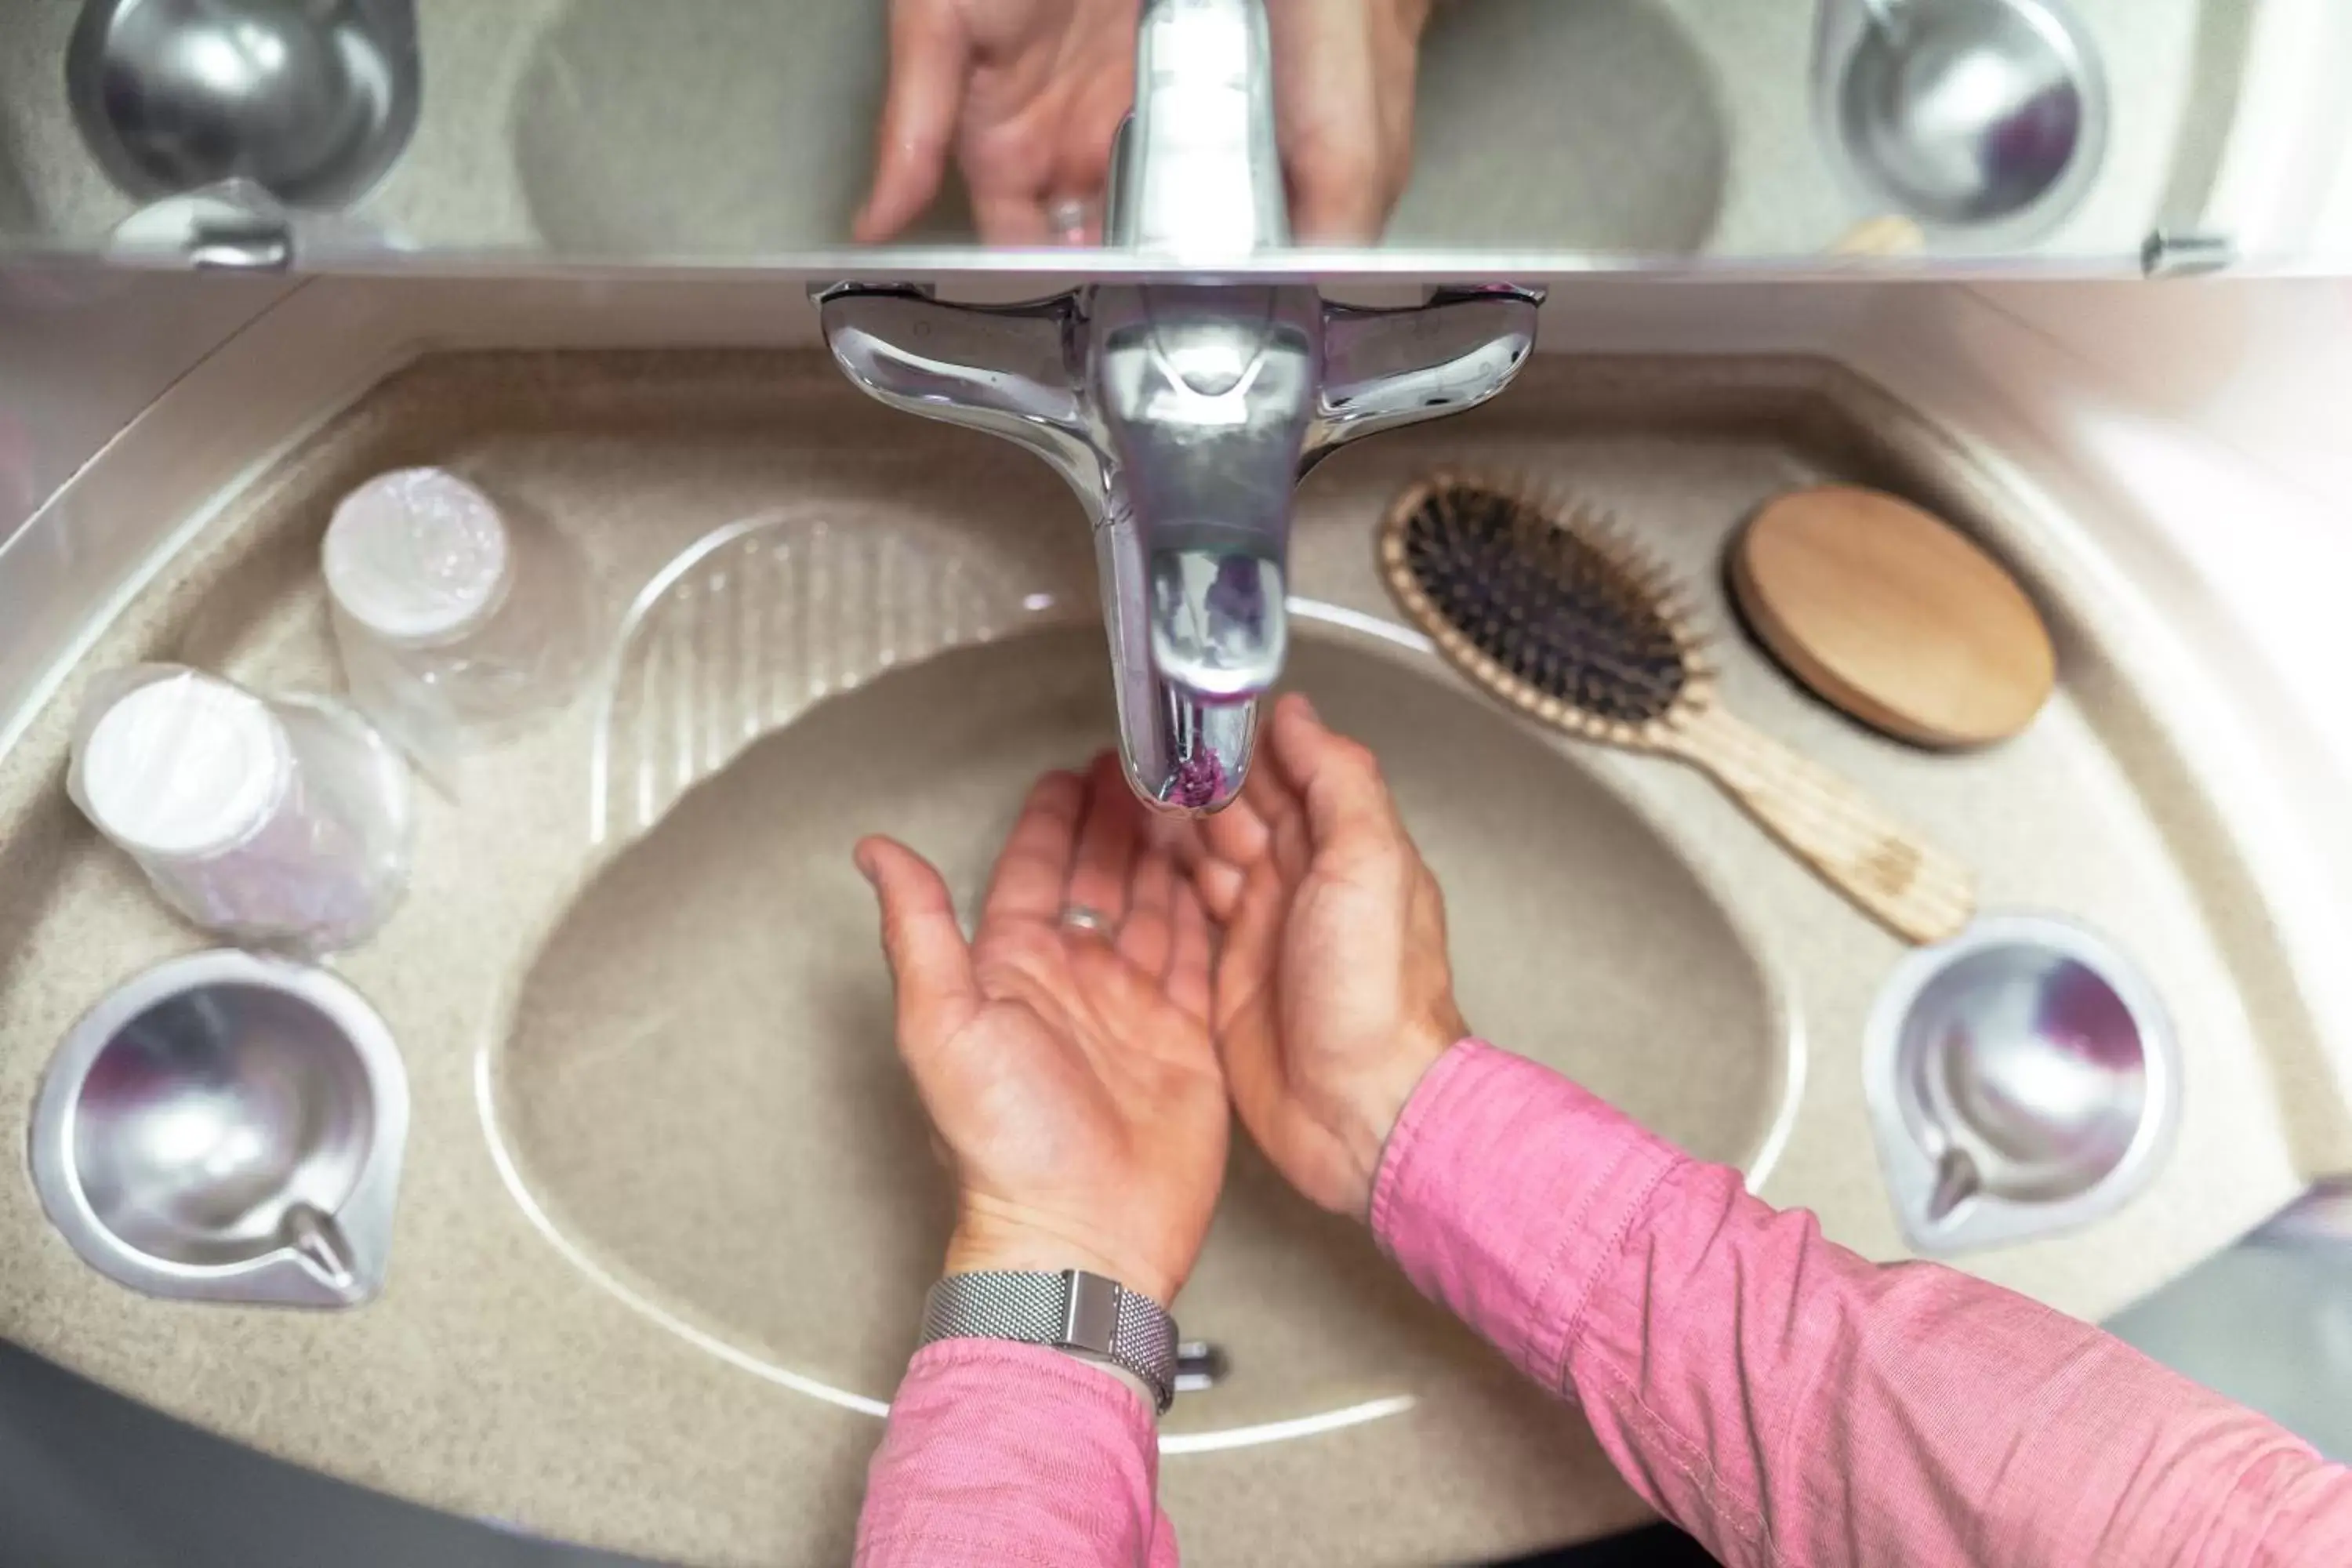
[0, 350, 2339, 1568]
[0, 0, 2239, 258]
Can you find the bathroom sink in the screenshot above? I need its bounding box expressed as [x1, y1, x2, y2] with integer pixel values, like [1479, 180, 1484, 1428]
[497, 622, 1784, 1436]
[1, 344, 2335, 1567]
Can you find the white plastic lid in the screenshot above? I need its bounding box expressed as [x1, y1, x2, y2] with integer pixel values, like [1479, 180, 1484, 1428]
[79, 675, 291, 859]
[323, 468, 512, 648]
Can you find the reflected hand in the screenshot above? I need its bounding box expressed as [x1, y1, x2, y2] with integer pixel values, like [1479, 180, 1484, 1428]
[1184, 695, 1465, 1216]
[1266, 0, 1432, 243]
[857, 754, 1226, 1305]
[858, 0, 1139, 245]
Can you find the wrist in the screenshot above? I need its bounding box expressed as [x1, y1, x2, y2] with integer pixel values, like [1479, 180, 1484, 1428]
[1339, 1005, 1465, 1215]
[947, 1204, 1181, 1308]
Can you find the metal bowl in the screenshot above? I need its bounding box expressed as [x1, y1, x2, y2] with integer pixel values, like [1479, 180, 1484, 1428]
[1864, 913, 2176, 1252]
[1821, 0, 2108, 241]
[66, 0, 421, 209]
[30, 949, 408, 1306]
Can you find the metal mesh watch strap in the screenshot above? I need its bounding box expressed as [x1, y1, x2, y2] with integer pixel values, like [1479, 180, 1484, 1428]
[920, 1269, 1179, 1414]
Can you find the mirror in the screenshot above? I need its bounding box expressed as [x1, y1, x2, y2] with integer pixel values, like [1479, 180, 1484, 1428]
[0, 0, 2341, 273]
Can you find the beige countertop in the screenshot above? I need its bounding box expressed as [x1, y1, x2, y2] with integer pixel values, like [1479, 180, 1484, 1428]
[0, 349, 2343, 1567]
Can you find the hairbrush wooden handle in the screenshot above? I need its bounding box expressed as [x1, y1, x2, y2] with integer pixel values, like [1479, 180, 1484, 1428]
[1664, 703, 1976, 944]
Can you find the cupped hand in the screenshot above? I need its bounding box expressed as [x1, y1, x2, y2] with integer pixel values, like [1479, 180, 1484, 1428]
[858, 0, 1138, 245]
[1265, 0, 1432, 244]
[857, 753, 1227, 1306]
[1183, 695, 1465, 1216]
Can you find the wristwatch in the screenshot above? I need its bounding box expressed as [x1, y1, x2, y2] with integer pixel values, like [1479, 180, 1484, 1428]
[920, 1269, 1180, 1414]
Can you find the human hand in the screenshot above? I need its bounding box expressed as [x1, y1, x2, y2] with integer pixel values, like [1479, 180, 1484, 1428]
[856, 754, 1226, 1306]
[857, 0, 1138, 245]
[1182, 695, 1465, 1217]
[1265, 0, 1432, 243]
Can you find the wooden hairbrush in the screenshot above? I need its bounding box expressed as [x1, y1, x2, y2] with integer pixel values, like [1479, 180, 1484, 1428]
[1377, 471, 1975, 944]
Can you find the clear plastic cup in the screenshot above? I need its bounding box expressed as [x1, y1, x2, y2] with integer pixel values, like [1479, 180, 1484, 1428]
[323, 467, 593, 781]
[69, 666, 412, 952]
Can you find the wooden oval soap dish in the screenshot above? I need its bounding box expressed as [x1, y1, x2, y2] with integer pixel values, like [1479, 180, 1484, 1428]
[1730, 485, 2056, 750]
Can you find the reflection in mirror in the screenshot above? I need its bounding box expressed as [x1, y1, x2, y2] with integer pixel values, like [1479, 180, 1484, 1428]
[0, 0, 2341, 269]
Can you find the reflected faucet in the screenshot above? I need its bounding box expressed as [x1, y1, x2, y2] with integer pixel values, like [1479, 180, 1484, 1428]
[818, 0, 1540, 815]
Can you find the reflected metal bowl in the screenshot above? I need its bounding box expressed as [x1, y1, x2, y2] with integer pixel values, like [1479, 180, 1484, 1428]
[1822, 0, 2107, 239]
[1865, 913, 2176, 1252]
[66, 0, 421, 208]
[30, 949, 408, 1306]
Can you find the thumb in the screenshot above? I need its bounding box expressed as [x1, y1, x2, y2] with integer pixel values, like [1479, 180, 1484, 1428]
[856, 836, 980, 1054]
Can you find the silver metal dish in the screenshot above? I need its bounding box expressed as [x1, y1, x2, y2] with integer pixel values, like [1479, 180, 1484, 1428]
[1864, 912, 2176, 1253]
[67, 0, 422, 209]
[1816, 0, 2108, 242]
[29, 949, 409, 1307]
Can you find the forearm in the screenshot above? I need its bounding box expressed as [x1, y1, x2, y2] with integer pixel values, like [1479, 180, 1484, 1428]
[1373, 1041, 2352, 1568]
[856, 1340, 1178, 1567]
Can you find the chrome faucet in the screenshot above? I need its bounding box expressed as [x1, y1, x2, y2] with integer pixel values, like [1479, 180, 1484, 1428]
[818, 0, 1540, 815]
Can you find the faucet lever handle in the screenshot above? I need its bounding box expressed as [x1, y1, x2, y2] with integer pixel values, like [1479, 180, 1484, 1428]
[816, 285, 1086, 437]
[816, 284, 1101, 496]
[1311, 286, 1545, 457]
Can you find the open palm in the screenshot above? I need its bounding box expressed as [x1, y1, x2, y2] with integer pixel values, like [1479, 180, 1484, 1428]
[857, 754, 1226, 1305]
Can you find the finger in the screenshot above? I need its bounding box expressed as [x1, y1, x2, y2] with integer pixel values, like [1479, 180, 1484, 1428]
[1163, 802, 1250, 920]
[982, 770, 1087, 925]
[1221, 855, 1288, 986]
[969, 187, 1055, 247]
[856, 0, 968, 242]
[1039, 0, 1134, 246]
[1200, 775, 1273, 869]
[1065, 751, 1142, 924]
[1161, 817, 1210, 875]
[1189, 855, 1248, 925]
[1242, 739, 1313, 884]
[1268, 693, 1399, 861]
[1265, 2, 1391, 245]
[1288, 142, 1390, 245]
[855, 836, 981, 1054]
[1168, 879, 1213, 1022]
[1117, 846, 1176, 978]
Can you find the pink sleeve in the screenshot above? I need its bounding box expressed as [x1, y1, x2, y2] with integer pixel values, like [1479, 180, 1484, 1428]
[855, 1338, 1178, 1567]
[1373, 1040, 2352, 1568]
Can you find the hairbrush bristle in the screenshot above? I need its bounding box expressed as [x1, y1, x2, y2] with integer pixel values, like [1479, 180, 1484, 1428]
[1377, 472, 1704, 737]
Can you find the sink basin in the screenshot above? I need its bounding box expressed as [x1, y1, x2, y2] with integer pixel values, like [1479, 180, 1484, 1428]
[498, 621, 1785, 1436]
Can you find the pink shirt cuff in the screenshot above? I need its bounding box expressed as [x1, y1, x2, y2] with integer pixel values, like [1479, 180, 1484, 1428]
[856, 1338, 1171, 1567]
